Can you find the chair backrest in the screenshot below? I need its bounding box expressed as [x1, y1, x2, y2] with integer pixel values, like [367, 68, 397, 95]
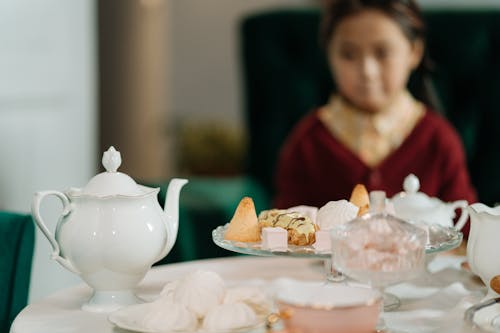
[0, 211, 35, 332]
[241, 8, 500, 206]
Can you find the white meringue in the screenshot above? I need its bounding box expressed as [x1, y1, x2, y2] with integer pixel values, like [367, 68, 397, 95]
[286, 205, 318, 223]
[223, 286, 273, 316]
[174, 270, 225, 318]
[202, 302, 257, 331]
[316, 200, 359, 230]
[142, 301, 198, 332]
[158, 279, 179, 302]
[109, 300, 198, 332]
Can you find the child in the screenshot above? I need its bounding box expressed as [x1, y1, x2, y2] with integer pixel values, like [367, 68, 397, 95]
[274, 0, 477, 223]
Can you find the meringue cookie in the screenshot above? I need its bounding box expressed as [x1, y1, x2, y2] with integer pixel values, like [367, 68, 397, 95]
[141, 301, 198, 332]
[317, 200, 359, 230]
[202, 302, 257, 331]
[223, 286, 273, 316]
[158, 279, 179, 302]
[286, 205, 318, 223]
[110, 300, 198, 332]
[174, 270, 225, 318]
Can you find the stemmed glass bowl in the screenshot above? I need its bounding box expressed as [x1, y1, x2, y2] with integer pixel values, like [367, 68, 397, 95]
[330, 210, 428, 331]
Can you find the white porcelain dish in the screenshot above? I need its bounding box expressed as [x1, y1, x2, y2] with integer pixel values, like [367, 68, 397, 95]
[108, 277, 271, 333]
[465, 298, 500, 332]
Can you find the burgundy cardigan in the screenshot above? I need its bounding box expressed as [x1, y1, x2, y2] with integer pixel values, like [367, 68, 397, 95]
[274, 109, 477, 235]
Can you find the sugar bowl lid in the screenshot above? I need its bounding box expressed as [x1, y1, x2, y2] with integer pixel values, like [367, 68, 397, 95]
[391, 174, 440, 211]
[80, 146, 143, 196]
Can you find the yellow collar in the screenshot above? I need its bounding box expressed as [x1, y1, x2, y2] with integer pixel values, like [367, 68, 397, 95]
[318, 91, 425, 167]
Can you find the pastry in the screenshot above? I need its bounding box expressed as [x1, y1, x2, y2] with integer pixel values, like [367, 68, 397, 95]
[258, 209, 317, 246]
[224, 197, 261, 242]
[349, 184, 370, 216]
[490, 275, 500, 294]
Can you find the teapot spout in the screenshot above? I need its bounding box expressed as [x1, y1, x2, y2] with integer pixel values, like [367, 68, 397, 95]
[162, 178, 188, 257]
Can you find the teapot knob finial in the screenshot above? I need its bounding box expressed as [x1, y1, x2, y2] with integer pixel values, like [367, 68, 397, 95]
[102, 146, 122, 172]
[403, 174, 420, 194]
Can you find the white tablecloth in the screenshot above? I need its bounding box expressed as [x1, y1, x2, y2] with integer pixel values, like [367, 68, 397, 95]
[10, 255, 488, 333]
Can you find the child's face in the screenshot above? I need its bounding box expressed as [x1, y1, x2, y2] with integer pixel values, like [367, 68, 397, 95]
[328, 9, 423, 113]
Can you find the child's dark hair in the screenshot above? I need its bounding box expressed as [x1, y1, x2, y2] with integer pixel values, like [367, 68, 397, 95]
[320, 0, 442, 113]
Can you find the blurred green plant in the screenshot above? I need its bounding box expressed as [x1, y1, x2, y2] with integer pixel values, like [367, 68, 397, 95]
[178, 121, 247, 176]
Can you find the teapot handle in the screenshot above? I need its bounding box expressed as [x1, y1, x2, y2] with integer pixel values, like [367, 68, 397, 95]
[31, 191, 80, 274]
[450, 200, 469, 231]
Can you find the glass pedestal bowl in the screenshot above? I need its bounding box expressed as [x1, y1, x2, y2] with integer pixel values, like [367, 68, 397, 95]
[330, 211, 428, 332]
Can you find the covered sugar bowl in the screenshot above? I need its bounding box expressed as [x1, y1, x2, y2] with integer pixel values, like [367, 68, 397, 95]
[390, 174, 468, 230]
[32, 146, 188, 312]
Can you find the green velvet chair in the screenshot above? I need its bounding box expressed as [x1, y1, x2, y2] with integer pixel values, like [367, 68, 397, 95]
[0, 211, 35, 332]
[155, 8, 500, 264]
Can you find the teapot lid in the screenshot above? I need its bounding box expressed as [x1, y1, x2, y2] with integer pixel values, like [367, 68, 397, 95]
[391, 174, 439, 211]
[81, 146, 143, 196]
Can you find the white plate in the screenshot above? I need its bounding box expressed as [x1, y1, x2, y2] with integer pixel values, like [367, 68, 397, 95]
[108, 279, 271, 333]
[473, 302, 500, 332]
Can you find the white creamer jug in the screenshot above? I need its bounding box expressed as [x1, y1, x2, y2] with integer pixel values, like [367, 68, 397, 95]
[467, 203, 500, 300]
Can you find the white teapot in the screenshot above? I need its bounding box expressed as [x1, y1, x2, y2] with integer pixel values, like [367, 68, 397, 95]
[390, 174, 468, 230]
[467, 203, 500, 300]
[32, 147, 188, 312]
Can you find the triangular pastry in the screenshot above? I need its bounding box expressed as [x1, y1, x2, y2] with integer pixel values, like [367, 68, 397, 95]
[224, 197, 261, 242]
[349, 184, 370, 216]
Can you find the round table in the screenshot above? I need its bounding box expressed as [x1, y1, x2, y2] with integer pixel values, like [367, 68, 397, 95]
[10, 256, 324, 333]
[10, 255, 486, 333]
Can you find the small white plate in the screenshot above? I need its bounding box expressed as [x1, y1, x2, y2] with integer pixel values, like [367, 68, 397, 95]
[473, 302, 500, 332]
[108, 280, 270, 333]
[108, 307, 266, 333]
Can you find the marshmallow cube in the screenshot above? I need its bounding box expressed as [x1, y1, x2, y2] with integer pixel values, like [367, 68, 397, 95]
[313, 230, 332, 252]
[261, 227, 288, 250]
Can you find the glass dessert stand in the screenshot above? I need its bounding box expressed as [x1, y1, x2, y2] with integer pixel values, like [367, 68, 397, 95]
[212, 223, 462, 310]
[213, 223, 462, 264]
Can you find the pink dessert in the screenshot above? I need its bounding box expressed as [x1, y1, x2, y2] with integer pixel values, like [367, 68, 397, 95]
[261, 227, 287, 250]
[331, 214, 427, 287]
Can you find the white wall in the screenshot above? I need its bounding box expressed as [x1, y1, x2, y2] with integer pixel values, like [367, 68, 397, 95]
[0, 0, 97, 301]
[168, 0, 317, 128]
